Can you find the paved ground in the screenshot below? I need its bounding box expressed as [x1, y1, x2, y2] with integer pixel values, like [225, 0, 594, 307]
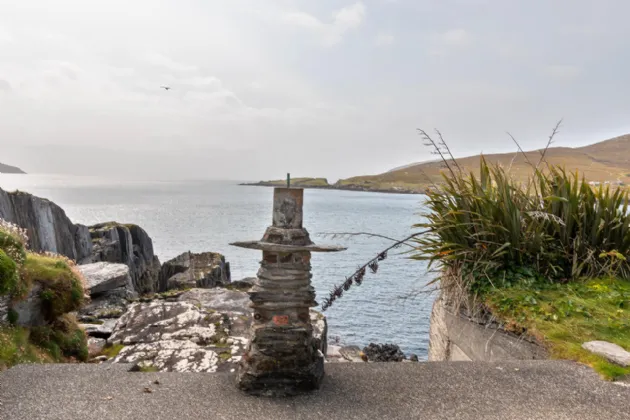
[1, 361, 629, 420]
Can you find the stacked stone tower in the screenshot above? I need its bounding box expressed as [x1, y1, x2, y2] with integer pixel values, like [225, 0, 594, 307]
[231, 187, 345, 396]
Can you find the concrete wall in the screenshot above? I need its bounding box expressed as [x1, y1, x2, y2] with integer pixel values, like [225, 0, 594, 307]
[428, 292, 547, 362]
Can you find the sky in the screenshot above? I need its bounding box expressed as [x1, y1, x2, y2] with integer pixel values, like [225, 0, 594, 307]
[1, 0, 630, 181]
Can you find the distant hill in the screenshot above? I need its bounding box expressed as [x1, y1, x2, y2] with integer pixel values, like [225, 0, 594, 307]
[0, 163, 25, 174]
[242, 134, 630, 194]
[336, 134, 630, 193]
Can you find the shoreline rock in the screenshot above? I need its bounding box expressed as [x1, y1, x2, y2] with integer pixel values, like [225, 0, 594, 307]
[159, 251, 230, 292]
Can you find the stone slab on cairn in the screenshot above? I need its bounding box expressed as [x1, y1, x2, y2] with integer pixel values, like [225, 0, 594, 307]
[231, 186, 345, 397]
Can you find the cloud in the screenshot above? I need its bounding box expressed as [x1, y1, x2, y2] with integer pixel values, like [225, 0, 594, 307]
[545, 65, 581, 81]
[428, 29, 473, 57]
[0, 79, 11, 93]
[436, 29, 472, 47]
[282, 2, 366, 46]
[375, 32, 395, 47]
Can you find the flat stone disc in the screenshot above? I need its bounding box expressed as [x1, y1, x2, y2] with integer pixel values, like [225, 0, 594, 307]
[230, 241, 346, 253]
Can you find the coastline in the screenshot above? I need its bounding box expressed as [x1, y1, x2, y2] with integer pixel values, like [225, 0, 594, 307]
[238, 182, 426, 195]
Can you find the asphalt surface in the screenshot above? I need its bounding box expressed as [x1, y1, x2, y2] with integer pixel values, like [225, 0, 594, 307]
[1, 361, 629, 420]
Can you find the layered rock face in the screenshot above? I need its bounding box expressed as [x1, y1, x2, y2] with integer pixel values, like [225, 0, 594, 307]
[0, 188, 162, 294]
[89, 222, 161, 294]
[0, 187, 92, 262]
[159, 251, 231, 292]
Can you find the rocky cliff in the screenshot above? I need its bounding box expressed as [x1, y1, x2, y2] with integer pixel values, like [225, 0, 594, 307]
[159, 251, 231, 292]
[89, 222, 161, 294]
[0, 188, 161, 293]
[0, 187, 92, 262]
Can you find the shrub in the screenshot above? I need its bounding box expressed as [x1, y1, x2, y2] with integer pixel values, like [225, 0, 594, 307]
[413, 157, 630, 291]
[0, 249, 19, 296]
[0, 219, 28, 266]
[21, 253, 85, 321]
[0, 326, 53, 370]
[29, 314, 88, 362]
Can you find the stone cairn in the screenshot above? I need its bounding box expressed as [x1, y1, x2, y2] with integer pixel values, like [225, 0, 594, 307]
[231, 187, 345, 397]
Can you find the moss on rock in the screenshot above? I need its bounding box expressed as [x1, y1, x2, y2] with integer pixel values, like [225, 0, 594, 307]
[21, 253, 85, 321]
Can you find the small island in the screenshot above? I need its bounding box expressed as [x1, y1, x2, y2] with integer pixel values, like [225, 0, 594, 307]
[240, 177, 425, 195]
[0, 162, 26, 174]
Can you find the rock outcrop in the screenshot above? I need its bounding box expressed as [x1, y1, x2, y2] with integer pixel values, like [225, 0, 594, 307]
[362, 343, 405, 362]
[92, 287, 328, 373]
[77, 262, 136, 323]
[0, 187, 92, 262]
[159, 251, 231, 292]
[89, 222, 161, 294]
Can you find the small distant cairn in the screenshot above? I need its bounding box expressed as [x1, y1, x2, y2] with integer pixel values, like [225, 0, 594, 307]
[231, 184, 345, 397]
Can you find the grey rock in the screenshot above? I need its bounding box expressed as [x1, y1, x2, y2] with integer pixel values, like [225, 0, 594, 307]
[78, 293, 129, 321]
[0, 295, 9, 324]
[87, 338, 107, 358]
[339, 346, 366, 362]
[108, 300, 249, 373]
[81, 318, 119, 339]
[228, 277, 255, 290]
[11, 283, 45, 327]
[582, 341, 630, 367]
[159, 251, 231, 291]
[177, 288, 250, 313]
[409, 354, 419, 362]
[78, 262, 133, 296]
[0, 187, 92, 262]
[104, 288, 327, 373]
[363, 343, 405, 362]
[89, 222, 161, 294]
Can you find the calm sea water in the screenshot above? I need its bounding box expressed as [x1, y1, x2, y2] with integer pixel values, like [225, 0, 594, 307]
[0, 174, 435, 357]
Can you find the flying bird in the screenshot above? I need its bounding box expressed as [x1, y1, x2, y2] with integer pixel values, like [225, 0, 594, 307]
[160, 85, 171, 91]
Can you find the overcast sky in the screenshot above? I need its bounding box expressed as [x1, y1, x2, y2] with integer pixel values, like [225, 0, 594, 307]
[1, 0, 629, 181]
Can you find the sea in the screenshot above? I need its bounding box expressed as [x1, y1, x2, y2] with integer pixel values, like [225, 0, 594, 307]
[0, 174, 436, 358]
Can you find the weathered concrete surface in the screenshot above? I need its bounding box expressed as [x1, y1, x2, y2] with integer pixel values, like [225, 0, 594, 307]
[1, 361, 628, 420]
[158, 251, 231, 291]
[0, 187, 92, 262]
[429, 292, 547, 362]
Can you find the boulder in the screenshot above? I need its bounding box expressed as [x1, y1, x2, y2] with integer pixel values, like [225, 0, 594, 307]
[582, 341, 630, 367]
[158, 251, 231, 292]
[338, 346, 366, 362]
[89, 222, 161, 294]
[0, 187, 92, 262]
[77, 262, 134, 296]
[362, 343, 405, 362]
[106, 288, 327, 373]
[81, 318, 118, 339]
[228, 277, 255, 291]
[10, 283, 46, 327]
[87, 337, 107, 358]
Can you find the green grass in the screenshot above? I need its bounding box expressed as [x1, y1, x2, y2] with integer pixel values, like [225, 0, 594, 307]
[483, 277, 630, 380]
[22, 253, 85, 321]
[100, 343, 125, 358]
[0, 326, 54, 370]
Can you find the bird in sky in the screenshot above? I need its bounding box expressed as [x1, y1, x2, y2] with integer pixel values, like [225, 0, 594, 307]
[160, 86, 171, 91]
